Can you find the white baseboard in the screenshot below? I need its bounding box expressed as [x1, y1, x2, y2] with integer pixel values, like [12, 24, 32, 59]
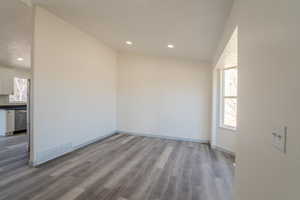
[72, 131, 118, 150]
[117, 130, 210, 144]
[31, 131, 117, 167]
[211, 145, 235, 156]
[30, 130, 212, 167]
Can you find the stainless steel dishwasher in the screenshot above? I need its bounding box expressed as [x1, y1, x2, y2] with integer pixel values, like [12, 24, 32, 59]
[15, 109, 27, 132]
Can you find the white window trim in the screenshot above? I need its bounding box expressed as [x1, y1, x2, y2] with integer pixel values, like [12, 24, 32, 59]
[219, 66, 238, 131]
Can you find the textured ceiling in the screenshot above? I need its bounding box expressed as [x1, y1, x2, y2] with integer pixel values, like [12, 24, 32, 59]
[0, 0, 32, 69]
[34, 0, 233, 62]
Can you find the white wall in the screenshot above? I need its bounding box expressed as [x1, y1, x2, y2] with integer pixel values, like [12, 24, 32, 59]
[0, 65, 31, 104]
[211, 2, 238, 154]
[117, 53, 212, 141]
[235, 0, 300, 199]
[32, 7, 117, 165]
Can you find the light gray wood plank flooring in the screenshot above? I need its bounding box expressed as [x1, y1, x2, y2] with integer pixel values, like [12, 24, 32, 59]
[0, 134, 234, 200]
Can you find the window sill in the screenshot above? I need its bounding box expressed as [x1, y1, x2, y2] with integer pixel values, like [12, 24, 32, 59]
[219, 126, 237, 132]
[8, 102, 27, 105]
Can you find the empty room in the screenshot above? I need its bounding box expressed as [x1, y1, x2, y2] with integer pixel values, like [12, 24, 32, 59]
[0, 0, 298, 200]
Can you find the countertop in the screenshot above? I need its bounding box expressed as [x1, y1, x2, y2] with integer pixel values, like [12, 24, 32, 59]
[0, 104, 27, 110]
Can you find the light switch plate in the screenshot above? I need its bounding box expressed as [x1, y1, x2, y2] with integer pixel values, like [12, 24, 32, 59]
[272, 126, 287, 153]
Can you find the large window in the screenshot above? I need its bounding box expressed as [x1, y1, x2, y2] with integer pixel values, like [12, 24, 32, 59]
[221, 67, 238, 129]
[9, 77, 28, 103]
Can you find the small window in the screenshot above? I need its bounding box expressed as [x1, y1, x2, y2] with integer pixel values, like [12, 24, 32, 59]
[220, 67, 238, 129]
[9, 77, 28, 103]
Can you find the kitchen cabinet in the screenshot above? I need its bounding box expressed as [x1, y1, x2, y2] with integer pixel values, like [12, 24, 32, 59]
[0, 110, 15, 136]
[0, 68, 14, 95]
[0, 78, 13, 95]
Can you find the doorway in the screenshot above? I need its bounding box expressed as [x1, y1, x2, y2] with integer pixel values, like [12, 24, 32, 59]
[0, 0, 33, 169]
[0, 77, 31, 170]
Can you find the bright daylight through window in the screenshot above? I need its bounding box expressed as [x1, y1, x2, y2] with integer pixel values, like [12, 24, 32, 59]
[9, 77, 28, 103]
[221, 67, 238, 129]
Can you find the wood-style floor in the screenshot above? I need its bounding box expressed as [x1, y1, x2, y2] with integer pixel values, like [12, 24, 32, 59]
[0, 134, 234, 200]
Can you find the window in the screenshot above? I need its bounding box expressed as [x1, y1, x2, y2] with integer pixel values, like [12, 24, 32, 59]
[9, 77, 28, 103]
[221, 67, 238, 129]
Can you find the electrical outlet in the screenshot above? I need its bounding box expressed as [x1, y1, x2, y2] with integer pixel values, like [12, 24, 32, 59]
[272, 126, 287, 153]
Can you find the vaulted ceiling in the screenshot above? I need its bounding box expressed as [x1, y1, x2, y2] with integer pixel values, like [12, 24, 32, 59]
[34, 0, 233, 62]
[0, 0, 233, 69]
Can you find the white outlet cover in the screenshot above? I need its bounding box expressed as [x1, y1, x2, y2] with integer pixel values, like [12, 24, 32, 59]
[272, 126, 287, 153]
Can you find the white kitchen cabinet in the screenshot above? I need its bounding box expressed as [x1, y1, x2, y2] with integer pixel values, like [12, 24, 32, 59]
[0, 68, 14, 95]
[0, 110, 5, 136]
[0, 110, 15, 136]
[0, 78, 13, 95]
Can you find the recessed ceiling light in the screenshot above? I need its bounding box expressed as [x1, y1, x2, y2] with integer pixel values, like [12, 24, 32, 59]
[17, 57, 24, 61]
[167, 44, 174, 48]
[126, 41, 133, 45]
